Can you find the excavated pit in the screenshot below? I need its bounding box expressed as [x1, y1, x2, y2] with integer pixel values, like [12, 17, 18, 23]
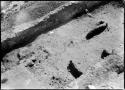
[1, 1, 124, 89]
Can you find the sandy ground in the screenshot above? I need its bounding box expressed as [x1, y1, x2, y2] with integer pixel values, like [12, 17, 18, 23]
[1, 1, 124, 89]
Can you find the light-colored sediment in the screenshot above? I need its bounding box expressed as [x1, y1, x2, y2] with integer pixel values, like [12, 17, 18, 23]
[1, 1, 124, 89]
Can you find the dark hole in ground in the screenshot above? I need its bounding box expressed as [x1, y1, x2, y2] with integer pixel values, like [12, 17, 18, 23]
[32, 59, 37, 63]
[96, 21, 105, 25]
[67, 60, 82, 79]
[101, 50, 110, 59]
[1, 78, 8, 84]
[26, 62, 34, 67]
[113, 65, 124, 74]
[70, 41, 74, 44]
[86, 23, 108, 40]
[17, 53, 21, 60]
[116, 66, 124, 74]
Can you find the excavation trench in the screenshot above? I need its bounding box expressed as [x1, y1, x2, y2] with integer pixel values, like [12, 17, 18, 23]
[1, 1, 110, 59]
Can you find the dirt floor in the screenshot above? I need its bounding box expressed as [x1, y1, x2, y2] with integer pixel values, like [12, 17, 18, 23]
[1, 1, 124, 89]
